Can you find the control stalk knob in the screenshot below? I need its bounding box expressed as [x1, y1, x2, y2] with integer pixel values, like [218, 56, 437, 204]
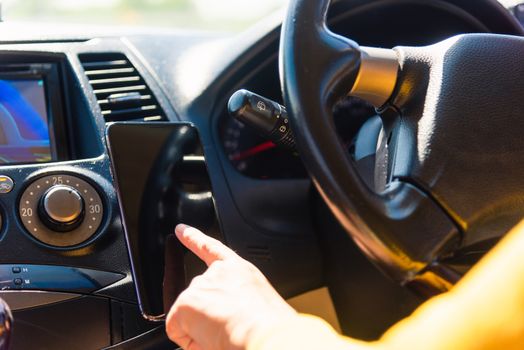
[228, 89, 297, 151]
[39, 185, 85, 232]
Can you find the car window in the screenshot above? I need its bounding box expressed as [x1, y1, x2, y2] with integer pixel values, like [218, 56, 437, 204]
[1, 0, 289, 32]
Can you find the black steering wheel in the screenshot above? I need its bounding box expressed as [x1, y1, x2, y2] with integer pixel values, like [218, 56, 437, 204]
[280, 0, 524, 293]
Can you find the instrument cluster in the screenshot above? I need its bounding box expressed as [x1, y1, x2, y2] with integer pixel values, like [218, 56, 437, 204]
[219, 95, 377, 179]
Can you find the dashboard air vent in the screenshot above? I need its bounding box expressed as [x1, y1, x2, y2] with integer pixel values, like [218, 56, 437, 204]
[79, 53, 166, 122]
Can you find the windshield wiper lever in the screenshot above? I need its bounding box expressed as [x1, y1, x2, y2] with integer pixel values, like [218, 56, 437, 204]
[228, 89, 296, 152]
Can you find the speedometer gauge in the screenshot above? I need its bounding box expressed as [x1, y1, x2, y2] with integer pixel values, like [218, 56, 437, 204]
[220, 117, 306, 179]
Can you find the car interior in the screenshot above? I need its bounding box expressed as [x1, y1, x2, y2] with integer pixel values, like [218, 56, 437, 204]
[0, 0, 523, 348]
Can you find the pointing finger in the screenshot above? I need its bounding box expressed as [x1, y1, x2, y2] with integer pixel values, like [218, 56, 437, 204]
[175, 224, 237, 266]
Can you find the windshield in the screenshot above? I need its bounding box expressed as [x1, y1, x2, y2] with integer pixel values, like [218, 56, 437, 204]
[1, 0, 517, 32]
[1, 0, 288, 32]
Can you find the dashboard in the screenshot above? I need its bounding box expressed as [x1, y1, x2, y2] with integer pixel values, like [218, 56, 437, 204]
[0, 0, 521, 348]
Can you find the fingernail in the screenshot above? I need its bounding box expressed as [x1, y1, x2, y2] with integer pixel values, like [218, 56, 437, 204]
[175, 224, 188, 235]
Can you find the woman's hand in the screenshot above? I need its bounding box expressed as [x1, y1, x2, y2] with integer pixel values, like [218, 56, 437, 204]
[166, 224, 298, 350]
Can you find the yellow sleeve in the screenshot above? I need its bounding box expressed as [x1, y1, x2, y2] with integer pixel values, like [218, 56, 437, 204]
[379, 220, 524, 350]
[247, 313, 372, 350]
[249, 220, 524, 350]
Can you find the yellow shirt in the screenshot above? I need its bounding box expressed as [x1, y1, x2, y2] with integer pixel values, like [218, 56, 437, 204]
[248, 220, 524, 350]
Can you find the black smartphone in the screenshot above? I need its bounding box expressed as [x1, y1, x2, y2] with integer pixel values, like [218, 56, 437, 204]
[106, 122, 219, 320]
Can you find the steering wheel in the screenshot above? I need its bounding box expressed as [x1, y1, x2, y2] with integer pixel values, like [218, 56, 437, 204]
[280, 0, 524, 293]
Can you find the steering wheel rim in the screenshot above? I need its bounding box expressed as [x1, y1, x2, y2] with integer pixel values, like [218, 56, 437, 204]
[279, 0, 462, 288]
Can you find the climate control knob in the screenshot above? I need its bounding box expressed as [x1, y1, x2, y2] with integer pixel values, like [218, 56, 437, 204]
[39, 185, 85, 232]
[19, 174, 104, 248]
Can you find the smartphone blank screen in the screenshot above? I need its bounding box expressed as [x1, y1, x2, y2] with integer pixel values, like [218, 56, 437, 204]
[106, 122, 217, 320]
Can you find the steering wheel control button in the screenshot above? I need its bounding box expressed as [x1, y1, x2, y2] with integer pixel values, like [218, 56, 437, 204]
[0, 265, 124, 293]
[40, 185, 85, 232]
[11, 267, 20, 274]
[0, 176, 14, 194]
[19, 174, 104, 248]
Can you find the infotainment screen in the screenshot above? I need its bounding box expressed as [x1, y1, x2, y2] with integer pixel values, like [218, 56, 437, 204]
[106, 122, 221, 320]
[0, 78, 53, 164]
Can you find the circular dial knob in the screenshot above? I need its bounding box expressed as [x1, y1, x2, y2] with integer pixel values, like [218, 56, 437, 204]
[20, 174, 104, 247]
[39, 185, 85, 232]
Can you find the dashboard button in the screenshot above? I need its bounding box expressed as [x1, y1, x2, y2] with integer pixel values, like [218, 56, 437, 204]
[0, 265, 125, 293]
[12, 267, 21, 274]
[0, 176, 14, 194]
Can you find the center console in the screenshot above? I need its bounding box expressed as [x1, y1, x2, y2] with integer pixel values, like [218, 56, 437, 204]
[0, 54, 108, 248]
[0, 41, 182, 349]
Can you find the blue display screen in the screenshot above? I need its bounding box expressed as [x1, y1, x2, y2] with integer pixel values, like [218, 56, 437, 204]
[0, 79, 52, 164]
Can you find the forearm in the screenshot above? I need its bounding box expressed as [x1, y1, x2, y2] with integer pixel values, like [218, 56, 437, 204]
[247, 313, 373, 350]
[380, 220, 524, 350]
[249, 220, 524, 350]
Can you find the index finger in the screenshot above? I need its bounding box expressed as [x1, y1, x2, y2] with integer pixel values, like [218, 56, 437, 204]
[175, 224, 237, 266]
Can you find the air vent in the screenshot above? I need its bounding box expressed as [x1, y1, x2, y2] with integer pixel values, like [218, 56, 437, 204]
[79, 53, 166, 122]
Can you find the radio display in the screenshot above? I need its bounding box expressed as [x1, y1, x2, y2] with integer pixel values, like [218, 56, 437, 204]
[0, 78, 53, 164]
